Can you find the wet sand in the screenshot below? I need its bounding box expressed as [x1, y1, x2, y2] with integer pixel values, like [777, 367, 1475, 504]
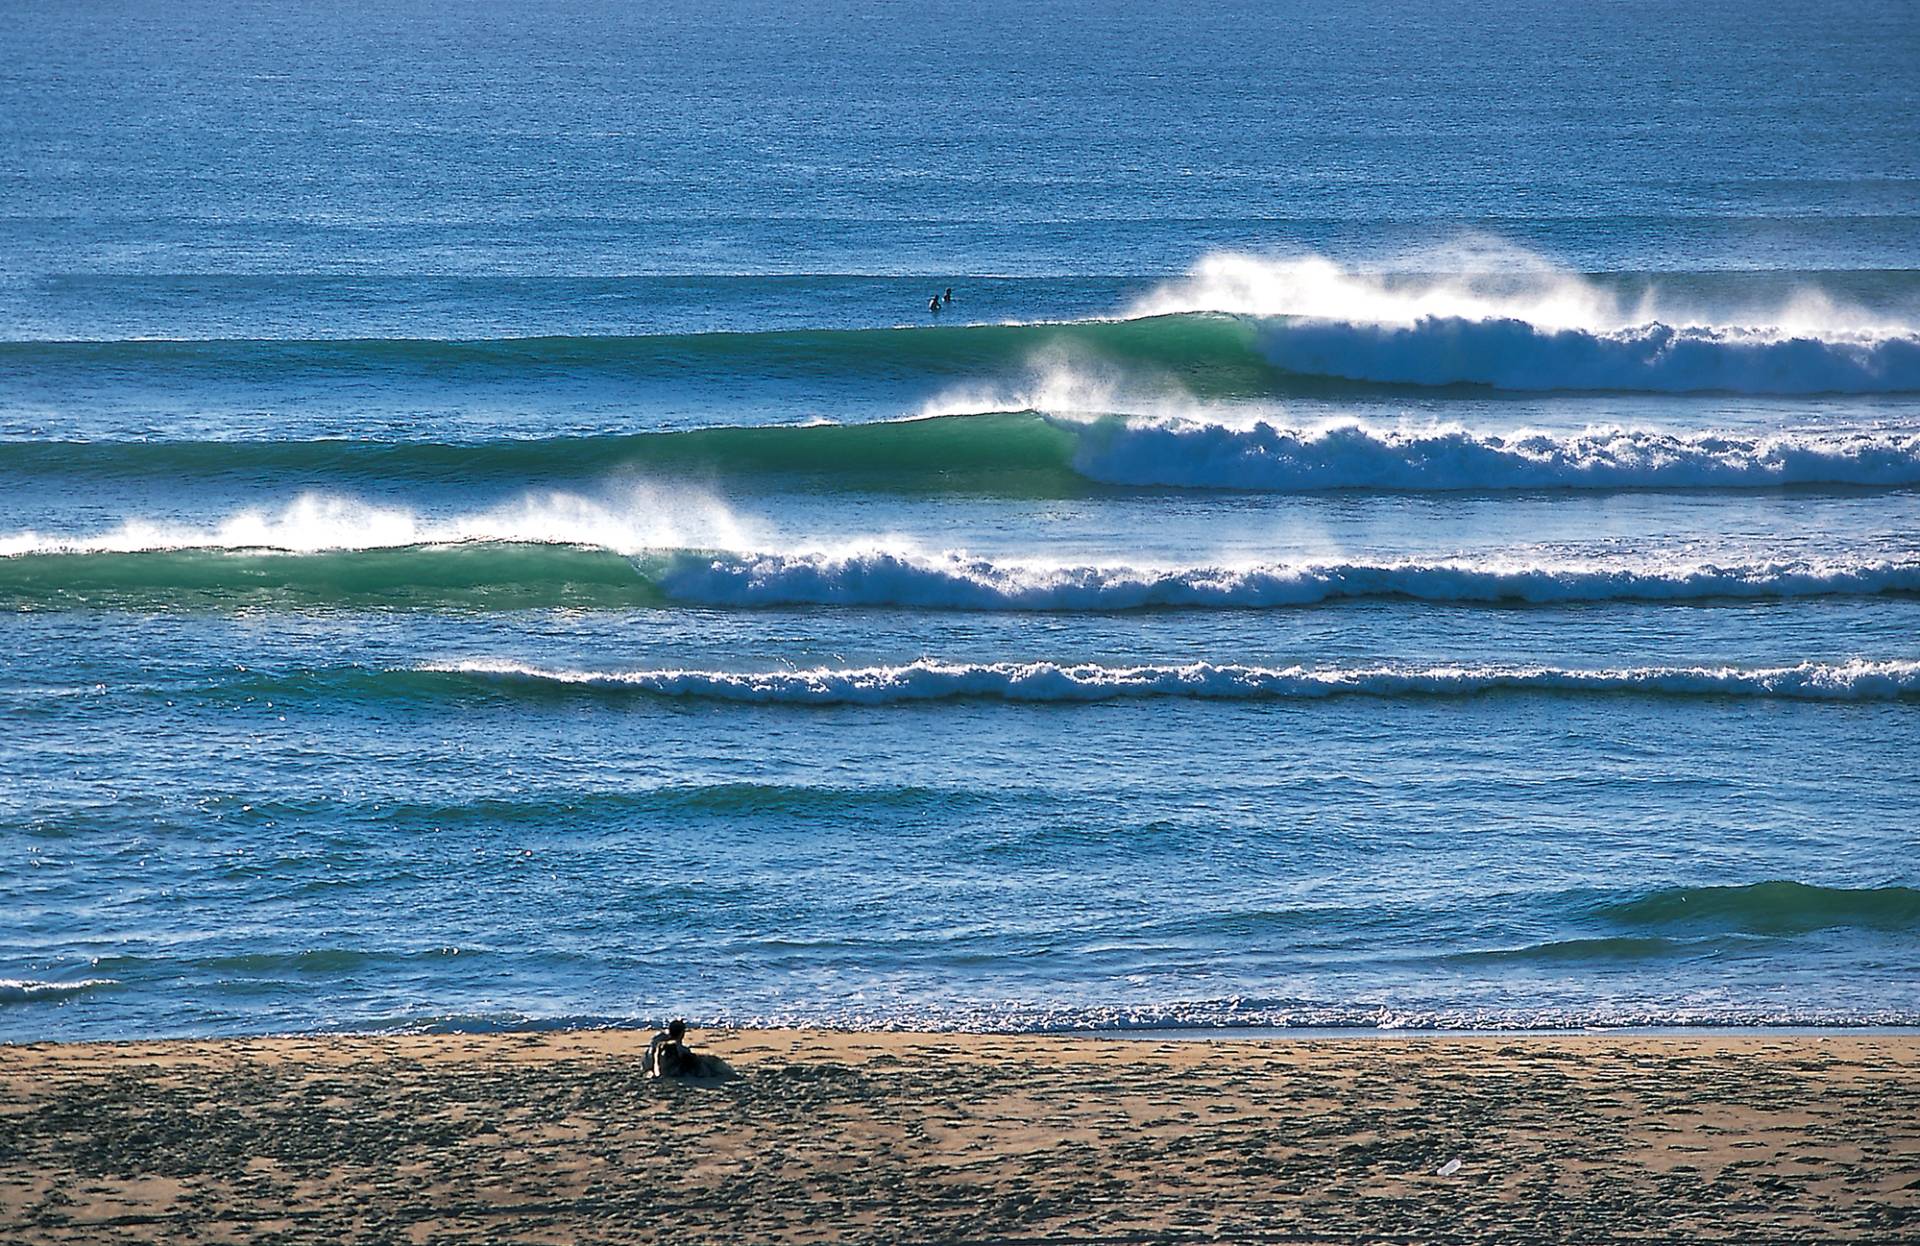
[2, 1029, 1915, 1243]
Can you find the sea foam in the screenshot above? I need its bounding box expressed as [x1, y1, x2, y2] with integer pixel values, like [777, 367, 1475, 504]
[14, 415, 1920, 494]
[425, 658, 1920, 705]
[1130, 250, 1920, 394]
[6, 527, 1918, 612]
[653, 549, 1920, 610]
[0, 978, 115, 1005]
[1064, 419, 1920, 491]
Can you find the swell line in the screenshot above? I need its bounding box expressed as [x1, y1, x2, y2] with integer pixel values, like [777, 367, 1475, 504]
[6, 306, 1918, 395]
[10, 416, 1920, 494]
[421, 658, 1920, 705]
[5, 541, 1918, 612]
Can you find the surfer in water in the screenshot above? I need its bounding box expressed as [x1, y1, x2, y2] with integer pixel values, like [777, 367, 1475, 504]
[929, 294, 941, 313]
[943, 286, 952, 305]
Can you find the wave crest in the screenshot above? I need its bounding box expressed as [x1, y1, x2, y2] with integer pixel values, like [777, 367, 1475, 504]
[1131, 251, 1920, 393]
[1598, 881, 1920, 934]
[0, 978, 115, 1005]
[6, 533, 1918, 612]
[1257, 316, 1920, 394]
[1068, 419, 1920, 491]
[14, 416, 1920, 494]
[426, 658, 1920, 705]
[653, 550, 1920, 611]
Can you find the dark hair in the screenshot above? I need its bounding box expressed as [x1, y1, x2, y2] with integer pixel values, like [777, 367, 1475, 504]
[668, 1018, 687, 1040]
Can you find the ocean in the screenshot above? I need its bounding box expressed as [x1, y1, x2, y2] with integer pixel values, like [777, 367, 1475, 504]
[3, 0, 1918, 1040]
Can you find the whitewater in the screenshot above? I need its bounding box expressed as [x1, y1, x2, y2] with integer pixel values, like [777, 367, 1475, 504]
[13, 416, 1920, 494]
[426, 657, 1920, 705]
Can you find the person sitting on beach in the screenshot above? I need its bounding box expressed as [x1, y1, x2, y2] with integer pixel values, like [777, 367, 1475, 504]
[644, 1018, 694, 1077]
[643, 1019, 734, 1080]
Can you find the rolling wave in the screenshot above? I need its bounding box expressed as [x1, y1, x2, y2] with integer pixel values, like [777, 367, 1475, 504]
[1067, 419, 1920, 491]
[0, 978, 115, 1005]
[0, 314, 1279, 395]
[651, 550, 1920, 611]
[1256, 316, 1920, 394]
[11, 416, 1920, 494]
[5, 534, 1919, 611]
[1138, 251, 1920, 393]
[0, 414, 1084, 494]
[1439, 882, 1920, 967]
[1597, 881, 1920, 934]
[424, 658, 1920, 705]
[8, 280, 1918, 399]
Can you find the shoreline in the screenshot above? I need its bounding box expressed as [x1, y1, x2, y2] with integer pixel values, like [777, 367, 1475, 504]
[11, 1020, 1920, 1049]
[4, 1026, 1914, 1242]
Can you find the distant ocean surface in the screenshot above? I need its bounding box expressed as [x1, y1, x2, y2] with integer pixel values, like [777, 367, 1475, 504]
[4, 0, 1919, 1039]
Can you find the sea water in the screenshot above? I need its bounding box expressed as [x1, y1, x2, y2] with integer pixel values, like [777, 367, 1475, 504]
[3, 0, 1918, 1039]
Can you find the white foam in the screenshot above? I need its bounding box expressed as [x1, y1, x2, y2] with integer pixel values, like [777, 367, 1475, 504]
[1258, 317, 1920, 394]
[1066, 418, 1920, 491]
[653, 549, 1920, 610]
[1126, 247, 1920, 393]
[0, 486, 758, 558]
[428, 658, 1920, 705]
[0, 978, 115, 1003]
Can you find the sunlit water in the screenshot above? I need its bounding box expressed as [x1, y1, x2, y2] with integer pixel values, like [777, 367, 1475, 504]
[3, 0, 1918, 1039]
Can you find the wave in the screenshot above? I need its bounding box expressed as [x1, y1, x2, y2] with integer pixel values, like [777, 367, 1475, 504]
[0, 544, 660, 610]
[1597, 881, 1920, 935]
[0, 978, 115, 1005]
[1135, 251, 1920, 394]
[645, 550, 1920, 611]
[0, 413, 1080, 492]
[1066, 419, 1920, 491]
[422, 658, 1920, 705]
[13, 415, 1920, 495]
[1255, 316, 1920, 394]
[11, 256, 1920, 399]
[7, 532, 1920, 612]
[0, 314, 1281, 395]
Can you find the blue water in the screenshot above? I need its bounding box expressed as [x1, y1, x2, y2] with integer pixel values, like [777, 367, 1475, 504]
[4, 0, 1920, 1039]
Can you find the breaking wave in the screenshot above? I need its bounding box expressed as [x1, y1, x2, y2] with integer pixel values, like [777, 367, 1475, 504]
[15, 416, 1920, 495]
[1135, 251, 1920, 394]
[422, 658, 1920, 705]
[6, 523, 1920, 612]
[0, 978, 116, 1005]
[1255, 317, 1920, 394]
[12, 252, 1920, 399]
[1066, 419, 1920, 491]
[648, 550, 1920, 611]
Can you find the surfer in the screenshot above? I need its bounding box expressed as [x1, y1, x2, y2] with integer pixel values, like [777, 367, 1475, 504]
[929, 295, 941, 313]
[943, 286, 952, 305]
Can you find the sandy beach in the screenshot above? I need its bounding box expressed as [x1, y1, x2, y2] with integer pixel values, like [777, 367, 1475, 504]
[2, 1028, 1915, 1243]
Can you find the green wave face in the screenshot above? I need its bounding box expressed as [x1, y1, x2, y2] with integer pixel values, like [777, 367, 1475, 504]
[0, 313, 1278, 391]
[0, 544, 669, 611]
[1597, 881, 1920, 935]
[0, 411, 1091, 495]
